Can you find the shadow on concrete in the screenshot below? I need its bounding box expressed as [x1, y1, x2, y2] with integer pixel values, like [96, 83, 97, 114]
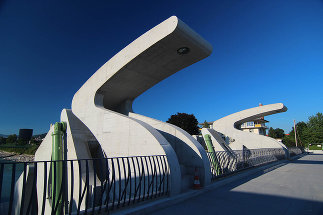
[157, 130, 208, 187]
[152, 165, 323, 215]
[290, 160, 323, 165]
[152, 154, 323, 215]
[305, 153, 323, 155]
[152, 190, 323, 215]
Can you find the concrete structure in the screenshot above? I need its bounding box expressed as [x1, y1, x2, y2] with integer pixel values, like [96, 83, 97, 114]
[199, 104, 287, 155]
[14, 16, 213, 214]
[70, 15, 212, 191]
[240, 118, 268, 135]
[212, 103, 288, 150]
[199, 121, 214, 129]
[201, 128, 234, 153]
[240, 103, 268, 135]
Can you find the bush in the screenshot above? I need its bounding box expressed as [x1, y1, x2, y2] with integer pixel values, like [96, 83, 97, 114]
[6, 134, 17, 144]
[0, 137, 6, 145]
[0, 143, 39, 155]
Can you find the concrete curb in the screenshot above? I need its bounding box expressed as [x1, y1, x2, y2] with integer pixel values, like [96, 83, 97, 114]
[113, 153, 307, 215]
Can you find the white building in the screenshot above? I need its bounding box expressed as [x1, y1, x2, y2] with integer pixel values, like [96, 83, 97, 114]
[239, 104, 268, 136]
[240, 118, 268, 135]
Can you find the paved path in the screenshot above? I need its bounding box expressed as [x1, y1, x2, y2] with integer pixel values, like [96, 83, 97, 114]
[151, 154, 323, 215]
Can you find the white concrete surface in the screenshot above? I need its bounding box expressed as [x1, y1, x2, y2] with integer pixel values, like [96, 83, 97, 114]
[130, 112, 211, 189]
[307, 150, 323, 154]
[213, 103, 288, 151]
[70, 15, 212, 193]
[201, 128, 234, 153]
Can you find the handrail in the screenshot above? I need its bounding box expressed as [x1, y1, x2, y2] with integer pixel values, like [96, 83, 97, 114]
[0, 155, 169, 215]
[207, 147, 290, 180]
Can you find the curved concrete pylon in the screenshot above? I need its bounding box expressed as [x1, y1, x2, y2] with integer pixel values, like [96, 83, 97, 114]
[201, 128, 234, 154]
[71, 16, 212, 191]
[14, 16, 213, 214]
[212, 103, 288, 150]
[129, 113, 211, 189]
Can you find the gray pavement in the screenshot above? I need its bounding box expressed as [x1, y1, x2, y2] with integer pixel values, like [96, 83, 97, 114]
[151, 154, 323, 215]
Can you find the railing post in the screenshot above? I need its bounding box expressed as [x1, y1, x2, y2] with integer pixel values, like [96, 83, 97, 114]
[204, 134, 220, 175]
[52, 122, 67, 215]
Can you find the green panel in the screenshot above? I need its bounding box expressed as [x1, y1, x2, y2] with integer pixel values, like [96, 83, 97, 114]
[51, 122, 66, 215]
[204, 134, 220, 175]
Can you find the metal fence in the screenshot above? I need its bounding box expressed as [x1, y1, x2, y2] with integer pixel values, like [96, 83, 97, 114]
[207, 148, 286, 180]
[288, 147, 304, 157]
[0, 155, 169, 215]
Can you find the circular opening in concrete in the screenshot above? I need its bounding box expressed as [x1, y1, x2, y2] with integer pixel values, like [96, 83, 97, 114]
[177, 47, 190, 55]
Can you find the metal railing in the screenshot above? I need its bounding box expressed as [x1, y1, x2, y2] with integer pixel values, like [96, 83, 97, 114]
[207, 148, 286, 180]
[288, 147, 304, 157]
[0, 155, 169, 215]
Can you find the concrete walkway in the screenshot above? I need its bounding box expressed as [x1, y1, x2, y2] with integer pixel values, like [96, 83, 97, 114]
[151, 154, 323, 215]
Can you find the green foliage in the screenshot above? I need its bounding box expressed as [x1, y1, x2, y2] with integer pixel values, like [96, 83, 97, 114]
[0, 137, 6, 145]
[202, 120, 210, 128]
[308, 144, 322, 150]
[268, 127, 275, 138]
[275, 128, 285, 138]
[303, 113, 323, 144]
[167, 112, 199, 135]
[282, 113, 323, 148]
[268, 127, 285, 139]
[293, 121, 307, 147]
[6, 134, 17, 144]
[17, 138, 28, 145]
[0, 143, 39, 155]
[282, 134, 295, 147]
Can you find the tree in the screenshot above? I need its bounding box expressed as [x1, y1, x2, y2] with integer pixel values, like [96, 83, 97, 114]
[0, 137, 6, 145]
[303, 112, 323, 144]
[294, 121, 307, 147]
[167, 113, 199, 135]
[202, 120, 210, 128]
[268, 127, 275, 138]
[268, 127, 284, 139]
[282, 113, 323, 148]
[282, 133, 295, 147]
[274, 128, 285, 139]
[6, 134, 17, 144]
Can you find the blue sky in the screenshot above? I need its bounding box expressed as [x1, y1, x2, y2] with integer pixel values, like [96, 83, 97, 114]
[0, 0, 322, 135]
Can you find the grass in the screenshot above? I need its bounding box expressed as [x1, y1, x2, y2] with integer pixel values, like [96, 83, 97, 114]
[0, 143, 39, 155]
[308, 144, 323, 150]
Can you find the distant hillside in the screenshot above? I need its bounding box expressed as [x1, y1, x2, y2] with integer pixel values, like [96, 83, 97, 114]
[0, 133, 47, 139]
[33, 133, 47, 139]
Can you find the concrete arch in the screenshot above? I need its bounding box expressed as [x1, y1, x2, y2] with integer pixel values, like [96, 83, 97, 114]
[212, 103, 288, 151]
[71, 16, 212, 191]
[14, 16, 213, 214]
[201, 128, 235, 154]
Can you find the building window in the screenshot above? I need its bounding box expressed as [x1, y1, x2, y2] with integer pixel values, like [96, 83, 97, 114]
[246, 122, 254, 127]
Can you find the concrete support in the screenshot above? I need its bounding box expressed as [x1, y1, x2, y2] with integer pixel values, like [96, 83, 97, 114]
[212, 103, 289, 153]
[129, 113, 211, 190]
[14, 16, 213, 214]
[201, 128, 234, 153]
[71, 15, 212, 193]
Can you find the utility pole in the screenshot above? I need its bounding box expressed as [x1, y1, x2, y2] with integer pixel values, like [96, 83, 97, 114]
[294, 120, 298, 147]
